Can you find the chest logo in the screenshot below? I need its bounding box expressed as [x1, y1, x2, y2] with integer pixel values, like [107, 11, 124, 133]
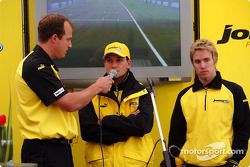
[37, 64, 45, 70]
[130, 102, 138, 106]
[213, 99, 229, 103]
[100, 103, 108, 108]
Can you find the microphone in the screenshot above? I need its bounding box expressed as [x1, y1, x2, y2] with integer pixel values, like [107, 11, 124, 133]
[109, 69, 117, 79]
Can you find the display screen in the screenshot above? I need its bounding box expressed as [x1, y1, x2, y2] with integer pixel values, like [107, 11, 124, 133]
[35, 0, 193, 87]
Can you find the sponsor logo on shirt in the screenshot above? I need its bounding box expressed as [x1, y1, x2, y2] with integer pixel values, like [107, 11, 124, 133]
[100, 103, 108, 107]
[37, 64, 45, 70]
[129, 102, 138, 106]
[54, 87, 65, 97]
[213, 99, 229, 103]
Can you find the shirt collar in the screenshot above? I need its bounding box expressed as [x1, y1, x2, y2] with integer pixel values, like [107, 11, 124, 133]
[193, 71, 222, 92]
[34, 45, 58, 71]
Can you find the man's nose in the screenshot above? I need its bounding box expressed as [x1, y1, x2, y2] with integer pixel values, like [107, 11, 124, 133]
[69, 41, 72, 48]
[200, 61, 206, 68]
[110, 61, 118, 68]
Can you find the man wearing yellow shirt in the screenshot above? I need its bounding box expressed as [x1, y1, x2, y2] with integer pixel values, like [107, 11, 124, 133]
[79, 42, 154, 167]
[167, 39, 250, 167]
[15, 14, 113, 167]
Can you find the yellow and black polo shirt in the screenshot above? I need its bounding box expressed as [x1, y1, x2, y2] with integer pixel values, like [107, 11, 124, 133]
[15, 45, 78, 140]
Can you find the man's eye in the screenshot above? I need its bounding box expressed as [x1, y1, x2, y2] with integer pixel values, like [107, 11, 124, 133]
[204, 58, 210, 62]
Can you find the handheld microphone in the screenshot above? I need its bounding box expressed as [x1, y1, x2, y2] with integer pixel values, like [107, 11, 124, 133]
[109, 69, 117, 79]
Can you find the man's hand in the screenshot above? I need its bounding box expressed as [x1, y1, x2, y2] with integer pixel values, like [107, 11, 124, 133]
[95, 76, 113, 93]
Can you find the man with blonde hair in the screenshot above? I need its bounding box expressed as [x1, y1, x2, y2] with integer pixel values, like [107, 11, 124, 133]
[166, 39, 250, 167]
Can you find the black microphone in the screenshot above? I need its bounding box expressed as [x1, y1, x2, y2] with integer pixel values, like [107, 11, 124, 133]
[109, 69, 117, 79]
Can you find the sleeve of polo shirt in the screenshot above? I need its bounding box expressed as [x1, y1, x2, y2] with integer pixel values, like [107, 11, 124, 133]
[22, 61, 68, 106]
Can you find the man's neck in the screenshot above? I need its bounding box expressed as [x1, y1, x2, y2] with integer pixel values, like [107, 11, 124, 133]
[114, 71, 129, 85]
[38, 42, 54, 59]
[199, 75, 216, 87]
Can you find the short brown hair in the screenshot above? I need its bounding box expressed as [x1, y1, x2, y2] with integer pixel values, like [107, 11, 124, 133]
[38, 13, 73, 43]
[190, 39, 218, 63]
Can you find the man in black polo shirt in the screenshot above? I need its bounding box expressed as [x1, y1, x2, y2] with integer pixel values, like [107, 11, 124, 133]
[15, 14, 113, 167]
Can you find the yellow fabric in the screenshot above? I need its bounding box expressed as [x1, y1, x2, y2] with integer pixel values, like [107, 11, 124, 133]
[50, 65, 60, 80]
[179, 85, 234, 166]
[85, 88, 154, 167]
[175, 157, 184, 167]
[15, 58, 78, 140]
[104, 42, 130, 60]
[114, 90, 122, 103]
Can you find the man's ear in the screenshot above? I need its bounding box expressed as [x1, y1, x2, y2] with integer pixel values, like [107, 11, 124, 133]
[127, 59, 132, 68]
[50, 34, 58, 42]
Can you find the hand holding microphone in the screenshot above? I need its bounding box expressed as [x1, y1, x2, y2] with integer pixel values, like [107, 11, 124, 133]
[95, 69, 117, 94]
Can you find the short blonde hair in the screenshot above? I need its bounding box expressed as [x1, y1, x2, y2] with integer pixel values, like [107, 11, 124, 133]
[190, 39, 218, 63]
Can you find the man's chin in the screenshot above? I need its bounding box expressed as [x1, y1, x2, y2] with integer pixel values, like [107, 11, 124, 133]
[199, 72, 208, 77]
[198, 74, 208, 80]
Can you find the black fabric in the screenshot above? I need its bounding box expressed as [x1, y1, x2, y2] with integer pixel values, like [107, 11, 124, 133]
[22, 45, 68, 106]
[79, 71, 154, 145]
[25, 138, 73, 144]
[223, 80, 250, 162]
[193, 71, 222, 92]
[168, 86, 189, 166]
[160, 161, 237, 167]
[78, 102, 128, 145]
[21, 139, 74, 167]
[184, 162, 238, 167]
